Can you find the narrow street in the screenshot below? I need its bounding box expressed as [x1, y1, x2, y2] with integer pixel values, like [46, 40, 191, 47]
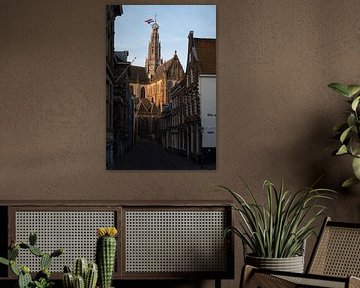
[116, 139, 215, 170]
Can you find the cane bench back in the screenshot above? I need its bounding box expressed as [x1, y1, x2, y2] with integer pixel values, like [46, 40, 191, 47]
[307, 217, 360, 278]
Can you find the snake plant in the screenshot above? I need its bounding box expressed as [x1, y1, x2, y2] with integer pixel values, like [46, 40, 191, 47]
[220, 178, 335, 258]
[328, 83, 360, 187]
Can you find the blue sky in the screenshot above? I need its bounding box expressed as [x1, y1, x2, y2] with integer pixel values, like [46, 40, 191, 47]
[115, 5, 216, 68]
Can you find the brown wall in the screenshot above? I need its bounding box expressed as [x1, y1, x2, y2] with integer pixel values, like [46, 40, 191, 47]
[1, 0, 360, 287]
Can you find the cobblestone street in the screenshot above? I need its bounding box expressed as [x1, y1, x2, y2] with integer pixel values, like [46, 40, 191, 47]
[116, 139, 215, 170]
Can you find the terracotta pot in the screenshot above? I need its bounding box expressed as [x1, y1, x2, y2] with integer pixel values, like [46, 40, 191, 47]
[245, 254, 304, 273]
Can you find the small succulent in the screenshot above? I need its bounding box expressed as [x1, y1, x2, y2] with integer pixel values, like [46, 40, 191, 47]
[32, 278, 54, 288]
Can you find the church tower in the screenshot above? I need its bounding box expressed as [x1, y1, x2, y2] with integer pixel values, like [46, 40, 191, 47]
[145, 19, 161, 80]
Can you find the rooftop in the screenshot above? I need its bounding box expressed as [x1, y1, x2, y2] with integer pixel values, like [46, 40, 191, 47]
[194, 38, 216, 75]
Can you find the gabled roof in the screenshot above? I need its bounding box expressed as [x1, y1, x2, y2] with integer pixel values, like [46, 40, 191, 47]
[170, 77, 186, 95]
[135, 98, 160, 116]
[152, 53, 184, 81]
[114, 51, 129, 63]
[194, 38, 216, 75]
[129, 66, 149, 84]
[153, 58, 174, 80]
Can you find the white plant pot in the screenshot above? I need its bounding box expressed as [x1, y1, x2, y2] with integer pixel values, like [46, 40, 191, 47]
[245, 254, 305, 273]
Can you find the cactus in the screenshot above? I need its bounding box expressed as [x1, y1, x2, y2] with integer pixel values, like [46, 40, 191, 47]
[9, 246, 19, 260]
[0, 232, 63, 288]
[85, 263, 98, 288]
[35, 268, 51, 282]
[51, 248, 64, 258]
[19, 243, 29, 249]
[41, 253, 52, 270]
[96, 227, 118, 288]
[29, 245, 44, 257]
[63, 260, 98, 288]
[73, 275, 85, 288]
[74, 258, 88, 279]
[64, 265, 72, 273]
[18, 270, 32, 288]
[29, 232, 37, 246]
[63, 272, 74, 288]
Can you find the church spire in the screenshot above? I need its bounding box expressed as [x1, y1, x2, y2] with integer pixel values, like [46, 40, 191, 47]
[145, 15, 161, 80]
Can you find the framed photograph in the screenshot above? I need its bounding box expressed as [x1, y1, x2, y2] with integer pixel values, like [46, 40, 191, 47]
[106, 5, 216, 170]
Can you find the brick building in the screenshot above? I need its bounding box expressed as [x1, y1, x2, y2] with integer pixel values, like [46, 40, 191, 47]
[106, 5, 123, 169]
[160, 31, 216, 165]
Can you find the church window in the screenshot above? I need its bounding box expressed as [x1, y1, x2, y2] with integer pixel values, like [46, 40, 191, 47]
[141, 87, 145, 99]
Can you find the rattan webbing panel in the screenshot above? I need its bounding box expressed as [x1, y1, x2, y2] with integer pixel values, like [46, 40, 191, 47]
[310, 226, 360, 277]
[125, 210, 227, 273]
[15, 211, 115, 272]
[277, 275, 345, 288]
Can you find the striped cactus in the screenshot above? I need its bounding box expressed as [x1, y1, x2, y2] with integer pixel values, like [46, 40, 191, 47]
[63, 272, 74, 288]
[73, 275, 85, 288]
[85, 263, 98, 288]
[96, 227, 118, 288]
[74, 258, 88, 279]
[63, 260, 98, 288]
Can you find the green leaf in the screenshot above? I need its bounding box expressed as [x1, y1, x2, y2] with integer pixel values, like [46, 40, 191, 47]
[0, 257, 9, 266]
[351, 96, 360, 111]
[336, 144, 348, 155]
[347, 85, 360, 97]
[221, 179, 335, 258]
[10, 261, 20, 276]
[352, 157, 360, 179]
[347, 114, 356, 128]
[342, 177, 360, 188]
[349, 135, 360, 156]
[340, 126, 353, 143]
[328, 83, 351, 97]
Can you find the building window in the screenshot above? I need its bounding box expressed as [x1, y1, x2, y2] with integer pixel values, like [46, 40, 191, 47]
[141, 87, 145, 99]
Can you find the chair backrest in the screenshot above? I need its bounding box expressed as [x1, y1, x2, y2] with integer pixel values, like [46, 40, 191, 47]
[307, 217, 360, 277]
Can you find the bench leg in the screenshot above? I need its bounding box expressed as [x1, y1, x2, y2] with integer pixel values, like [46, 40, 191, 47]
[215, 278, 221, 288]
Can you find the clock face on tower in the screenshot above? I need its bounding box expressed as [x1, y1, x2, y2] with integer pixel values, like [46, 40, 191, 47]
[149, 64, 154, 71]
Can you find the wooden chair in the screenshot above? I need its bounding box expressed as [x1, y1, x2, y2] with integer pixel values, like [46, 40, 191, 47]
[241, 217, 360, 288]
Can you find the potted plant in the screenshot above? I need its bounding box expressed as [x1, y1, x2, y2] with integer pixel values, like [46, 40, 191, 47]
[328, 83, 360, 187]
[220, 179, 334, 273]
